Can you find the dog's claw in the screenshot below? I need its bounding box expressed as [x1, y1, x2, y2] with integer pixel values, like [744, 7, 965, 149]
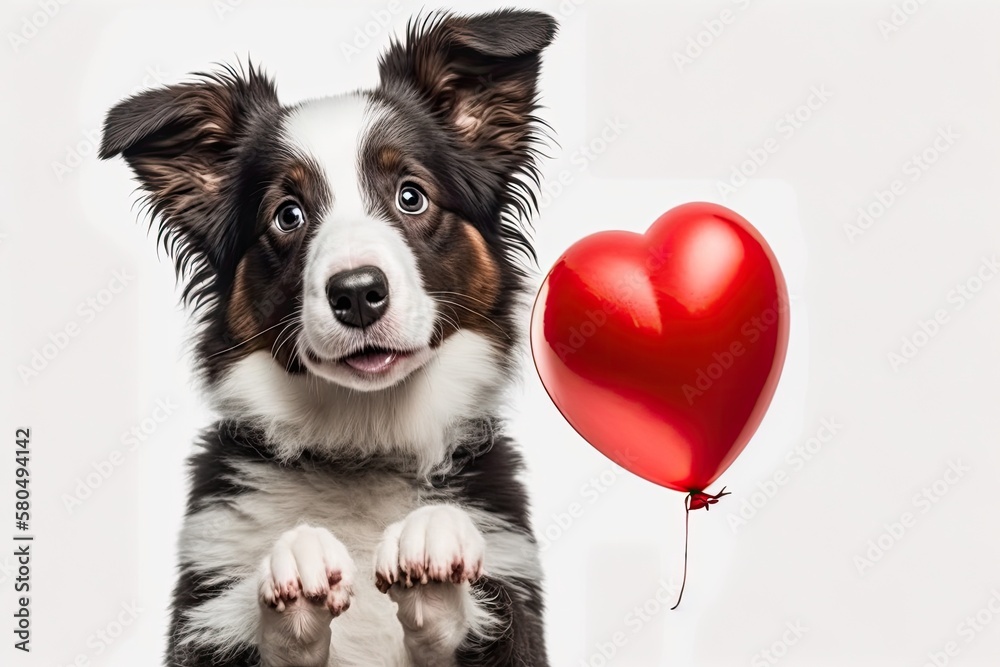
[259, 525, 355, 619]
[374, 505, 486, 594]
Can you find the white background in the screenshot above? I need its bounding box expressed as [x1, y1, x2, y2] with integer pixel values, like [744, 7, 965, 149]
[2, 1, 999, 666]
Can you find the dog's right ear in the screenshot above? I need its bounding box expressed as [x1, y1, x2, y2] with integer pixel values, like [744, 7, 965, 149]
[378, 10, 557, 176]
[100, 65, 279, 302]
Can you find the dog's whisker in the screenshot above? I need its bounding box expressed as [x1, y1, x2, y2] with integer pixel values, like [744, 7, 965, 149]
[434, 298, 511, 340]
[427, 290, 496, 312]
[209, 314, 299, 359]
[270, 307, 304, 360]
[274, 326, 301, 366]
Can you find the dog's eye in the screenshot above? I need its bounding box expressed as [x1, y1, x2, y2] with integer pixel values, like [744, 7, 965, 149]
[396, 183, 429, 215]
[273, 202, 305, 233]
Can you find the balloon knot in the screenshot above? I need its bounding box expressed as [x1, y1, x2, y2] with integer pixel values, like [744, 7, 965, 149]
[688, 487, 731, 511]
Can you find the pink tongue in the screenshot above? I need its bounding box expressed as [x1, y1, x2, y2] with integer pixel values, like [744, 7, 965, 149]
[344, 350, 397, 373]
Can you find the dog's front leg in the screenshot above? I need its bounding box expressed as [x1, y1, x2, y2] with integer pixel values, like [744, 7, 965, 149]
[258, 525, 356, 667]
[375, 505, 487, 667]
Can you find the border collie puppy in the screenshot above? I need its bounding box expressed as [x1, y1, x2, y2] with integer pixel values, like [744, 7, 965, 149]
[99, 10, 556, 667]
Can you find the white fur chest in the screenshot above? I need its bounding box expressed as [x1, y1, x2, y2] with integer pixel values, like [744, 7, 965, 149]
[179, 462, 428, 666]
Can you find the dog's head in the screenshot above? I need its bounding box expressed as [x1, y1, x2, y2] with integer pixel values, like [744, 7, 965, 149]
[101, 11, 554, 402]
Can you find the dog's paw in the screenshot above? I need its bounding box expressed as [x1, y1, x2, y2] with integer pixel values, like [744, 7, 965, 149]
[259, 525, 355, 620]
[374, 505, 485, 593]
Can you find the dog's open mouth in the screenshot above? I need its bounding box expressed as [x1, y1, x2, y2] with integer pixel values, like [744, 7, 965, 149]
[303, 345, 429, 388]
[337, 347, 412, 375]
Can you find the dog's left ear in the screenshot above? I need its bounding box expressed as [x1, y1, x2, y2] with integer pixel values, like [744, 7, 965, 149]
[379, 10, 557, 168]
[98, 66, 279, 305]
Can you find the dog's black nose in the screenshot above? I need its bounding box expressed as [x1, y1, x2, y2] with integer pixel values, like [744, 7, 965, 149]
[326, 266, 390, 328]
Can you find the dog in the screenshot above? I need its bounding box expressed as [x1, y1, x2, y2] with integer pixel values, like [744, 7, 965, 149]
[99, 9, 557, 666]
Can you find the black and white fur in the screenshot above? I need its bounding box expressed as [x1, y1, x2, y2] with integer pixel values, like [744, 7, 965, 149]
[100, 10, 556, 666]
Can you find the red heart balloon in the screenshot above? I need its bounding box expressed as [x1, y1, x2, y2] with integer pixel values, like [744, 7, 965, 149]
[531, 203, 789, 493]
